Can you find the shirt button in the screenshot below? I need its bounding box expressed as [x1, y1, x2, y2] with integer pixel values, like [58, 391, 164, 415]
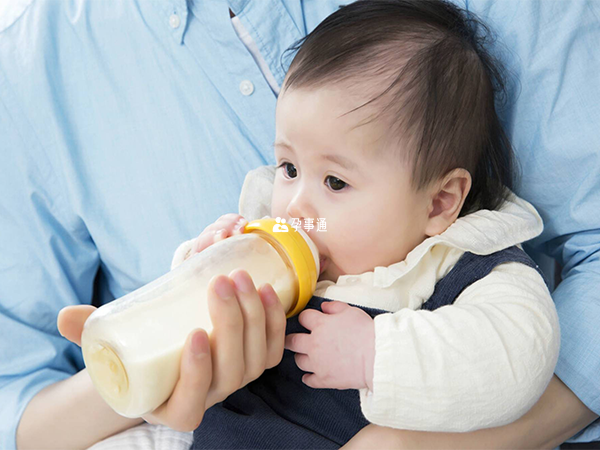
[239, 80, 254, 96]
[169, 14, 181, 29]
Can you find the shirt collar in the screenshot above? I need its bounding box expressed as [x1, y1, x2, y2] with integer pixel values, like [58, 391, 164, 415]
[227, 0, 250, 14]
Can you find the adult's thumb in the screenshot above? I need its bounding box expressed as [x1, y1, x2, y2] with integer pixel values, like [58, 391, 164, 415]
[57, 305, 97, 347]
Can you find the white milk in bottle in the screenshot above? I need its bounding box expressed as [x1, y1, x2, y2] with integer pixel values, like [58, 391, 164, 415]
[81, 218, 319, 418]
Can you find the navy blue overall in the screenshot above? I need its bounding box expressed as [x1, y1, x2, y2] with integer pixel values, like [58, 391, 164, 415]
[191, 246, 545, 449]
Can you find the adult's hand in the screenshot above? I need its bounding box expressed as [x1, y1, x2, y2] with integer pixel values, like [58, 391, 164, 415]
[57, 269, 287, 433]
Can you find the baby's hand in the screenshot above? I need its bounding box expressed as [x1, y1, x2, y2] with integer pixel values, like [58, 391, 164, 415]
[186, 214, 248, 260]
[171, 214, 248, 270]
[285, 301, 376, 391]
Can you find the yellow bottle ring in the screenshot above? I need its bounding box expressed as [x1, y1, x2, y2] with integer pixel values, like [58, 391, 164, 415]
[244, 218, 318, 318]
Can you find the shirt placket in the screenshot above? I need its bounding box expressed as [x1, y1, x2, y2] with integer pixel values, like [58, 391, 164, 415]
[181, 0, 303, 165]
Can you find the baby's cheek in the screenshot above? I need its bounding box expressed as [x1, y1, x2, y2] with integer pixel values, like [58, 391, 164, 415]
[327, 221, 374, 275]
[270, 178, 288, 218]
[269, 198, 286, 220]
[332, 244, 375, 275]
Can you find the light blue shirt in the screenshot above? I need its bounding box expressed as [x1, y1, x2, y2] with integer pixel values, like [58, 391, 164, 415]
[0, 1, 598, 448]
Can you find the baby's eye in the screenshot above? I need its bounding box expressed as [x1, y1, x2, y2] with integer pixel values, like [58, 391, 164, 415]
[325, 176, 347, 191]
[278, 162, 297, 179]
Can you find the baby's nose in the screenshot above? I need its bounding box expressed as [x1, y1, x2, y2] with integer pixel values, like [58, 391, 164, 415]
[286, 193, 316, 222]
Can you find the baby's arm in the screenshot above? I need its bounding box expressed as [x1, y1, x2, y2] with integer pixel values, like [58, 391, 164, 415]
[359, 262, 559, 432]
[171, 214, 248, 270]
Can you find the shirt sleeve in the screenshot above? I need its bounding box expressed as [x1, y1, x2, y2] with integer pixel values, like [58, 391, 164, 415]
[453, 0, 600, 433]
[0, 76, 100, 449]
[552, 231, 600, 422]
[359, 262, 560, 432]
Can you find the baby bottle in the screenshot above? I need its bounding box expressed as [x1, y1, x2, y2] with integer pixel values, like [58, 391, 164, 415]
[80, 218, 319, 418]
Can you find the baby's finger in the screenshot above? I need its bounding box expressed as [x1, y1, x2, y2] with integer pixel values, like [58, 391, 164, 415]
[230, 217, 248, 236]
[212, 218, 247, 244]
[294, 353, 313, 373]
[215, 213, 245, 225]
[284, 333, 311, 354]
[145, 329, 212, 432]
[192, 230, 219, 254]
[230, 270, 267, 385]
[219, 215, 247, 235]
[298, 309, 324, 331]
[212, 227, 231, 244]
[258, 284, 286, 369]
[302, 373, 328, 389]
[215, 214, 247, 235]
[193, 215, 247, 254]
[320, 300, 348, 314]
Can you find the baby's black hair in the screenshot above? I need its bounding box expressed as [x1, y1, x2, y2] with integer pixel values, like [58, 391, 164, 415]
[282, 0, 516, 216]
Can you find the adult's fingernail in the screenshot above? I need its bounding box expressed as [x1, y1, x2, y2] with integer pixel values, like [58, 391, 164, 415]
[214, 277, 235, 299]
[260, 284, 277, 306]
[192, 331, 208, 355]
[232, 271, 253, 293]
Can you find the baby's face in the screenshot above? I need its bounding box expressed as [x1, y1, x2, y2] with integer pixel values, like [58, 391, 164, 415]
[271, 86, 432, 283]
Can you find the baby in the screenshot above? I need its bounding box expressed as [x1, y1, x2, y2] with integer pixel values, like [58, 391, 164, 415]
[172, 0, 560, 447]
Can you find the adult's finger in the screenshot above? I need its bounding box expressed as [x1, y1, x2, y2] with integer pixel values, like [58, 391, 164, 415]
[258, 283, 286, 369]
[204, 275, 245, 408]
[230, 270, 267, 385]
[143, 328, 212, 432]
[57, 305, 97, 347]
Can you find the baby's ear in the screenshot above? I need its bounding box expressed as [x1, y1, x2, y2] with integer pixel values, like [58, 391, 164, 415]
[424, 168, 472, 237]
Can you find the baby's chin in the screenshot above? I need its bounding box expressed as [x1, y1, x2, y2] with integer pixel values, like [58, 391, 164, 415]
[317, 258, 343, 283]
[317, 259, 379, 284]
[318, 272, 337, 283]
